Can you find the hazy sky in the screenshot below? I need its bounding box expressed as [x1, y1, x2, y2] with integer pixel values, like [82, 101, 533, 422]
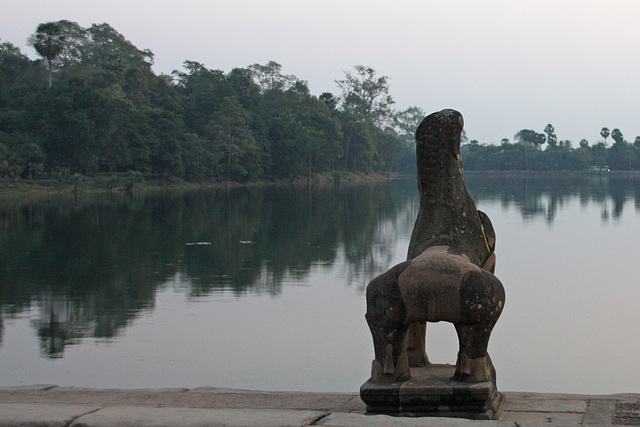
[2, 0, 639, 145]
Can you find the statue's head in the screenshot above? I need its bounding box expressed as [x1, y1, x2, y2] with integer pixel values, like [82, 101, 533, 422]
[415, 109, 464, 158]
[408, 108, 494, 269]
[414, 109, 465, 187]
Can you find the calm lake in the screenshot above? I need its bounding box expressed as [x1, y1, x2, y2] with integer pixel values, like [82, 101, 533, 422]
[1, 173, 639, 394]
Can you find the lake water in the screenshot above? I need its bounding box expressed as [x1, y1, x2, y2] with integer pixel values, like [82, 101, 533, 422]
[1, 173, 639, 394]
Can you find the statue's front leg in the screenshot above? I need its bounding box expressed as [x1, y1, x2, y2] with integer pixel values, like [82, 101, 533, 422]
[406, 320, 430, 367]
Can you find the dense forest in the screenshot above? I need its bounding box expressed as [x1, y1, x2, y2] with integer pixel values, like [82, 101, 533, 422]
[2, 21, 640, 183]
[0, 21, 421, 183]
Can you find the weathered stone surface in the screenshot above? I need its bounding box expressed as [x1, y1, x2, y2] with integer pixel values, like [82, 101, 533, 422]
[0, 403, 100, 427]
[581, 399, 616, 425]
[69, 407, 325, 427]
[0, 386, 637, 425]
[0, 385, 365, 412]
[504, 398, 587, 413]
[613, 401, 640, 425]
[361, 365, 505, 420]
[499, 411, 584, 424]
[317, 412, 511, 426]
[408, 109, 494, 266]
[362, 110, 505, 420]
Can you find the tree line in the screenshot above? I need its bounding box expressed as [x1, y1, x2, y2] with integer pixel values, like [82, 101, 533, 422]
[3, 21, 639, 182]
[0, 20, 423, 182]
[463, 124, 640, 172]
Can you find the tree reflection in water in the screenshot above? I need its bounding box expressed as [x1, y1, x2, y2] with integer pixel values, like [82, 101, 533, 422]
[0, 180, 414, 356]
[465, 173, 640, 222]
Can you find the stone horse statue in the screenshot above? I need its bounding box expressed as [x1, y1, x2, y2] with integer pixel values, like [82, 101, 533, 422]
[365, 109, 505, 384]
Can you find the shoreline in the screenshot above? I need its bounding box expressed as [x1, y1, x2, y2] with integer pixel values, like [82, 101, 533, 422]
[2, 168, 637, 193]
[0, 171, 392, 193]
[0, 171, 393, 205]
[2, 169, 637, 207]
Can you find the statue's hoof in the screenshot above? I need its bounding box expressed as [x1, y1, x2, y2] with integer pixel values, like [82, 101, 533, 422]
[409, 353, 430, 368]
[373, 371, 411, 384]
[454, 354, 493, 382]
[370, 360, 411, 383]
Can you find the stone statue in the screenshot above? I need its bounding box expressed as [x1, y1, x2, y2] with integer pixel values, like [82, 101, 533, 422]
[364, 109, 505, 385]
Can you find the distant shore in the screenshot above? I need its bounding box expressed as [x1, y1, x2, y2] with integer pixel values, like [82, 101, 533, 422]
[2, 169, 638, 203]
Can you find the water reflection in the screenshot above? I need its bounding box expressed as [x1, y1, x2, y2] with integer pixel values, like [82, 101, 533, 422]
[465, 173, 640, 222]
[0, 181, 414, 356]
[1, 173, 639, 359]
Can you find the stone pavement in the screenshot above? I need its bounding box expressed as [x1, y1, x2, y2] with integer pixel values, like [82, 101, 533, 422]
[0, 385, 639, 426]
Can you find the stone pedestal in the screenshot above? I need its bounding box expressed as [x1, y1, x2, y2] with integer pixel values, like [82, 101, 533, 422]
[360, 364, 505, 420]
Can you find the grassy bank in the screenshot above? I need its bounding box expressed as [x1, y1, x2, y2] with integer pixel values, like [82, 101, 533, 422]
[0, 172, 392, 203]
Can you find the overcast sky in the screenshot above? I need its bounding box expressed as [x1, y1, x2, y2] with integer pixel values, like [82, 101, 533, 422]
[2, 0, 639, 145]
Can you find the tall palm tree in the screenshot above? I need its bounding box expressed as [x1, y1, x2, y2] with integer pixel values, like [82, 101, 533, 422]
[28, 22, 65, 88]
[600, 127, 610, 148]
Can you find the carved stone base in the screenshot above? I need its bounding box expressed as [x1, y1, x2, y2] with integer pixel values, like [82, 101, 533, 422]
[360, 364, 505, 420]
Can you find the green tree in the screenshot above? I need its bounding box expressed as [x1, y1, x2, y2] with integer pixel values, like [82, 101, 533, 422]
[143, 106, 187, 177]
[0, 41, 46, 137]
[49, 20, 88, 70]
[579, 139, 589, 148]
[600, 127, 610, 146]
[559, 140, 572, 148]
[611, 128, 624, 145]
[544, 124, 557, 148]
[85, 23, 156, 105]
[394, 106, 425, 145]
[461, 129, 469, 145]
[319, 92, 338, 111]
[227, 67, 262, 111]
[608, 141, 635, 170]
[335, 66, 396, 171]
[609, 129, 634, 170]
[515, 129, 546, 151]
[248, 61, 299, 92]
[336, 65, 395, 125]
[573, 145, 592, 170]
[296, 93, 342, 177]
[591, 142, 607, 167]
[28, 22, 65, 87]
[181, 133, 219, 180]
[173, 61, 234, 134]
[23, 85, 102, 173]
[206, 96, 259, 183]
[259, 80, 342, 179]
[0, 132, 44, 178]
[0, 41, 43, 89]
[390, 106, 424, 172]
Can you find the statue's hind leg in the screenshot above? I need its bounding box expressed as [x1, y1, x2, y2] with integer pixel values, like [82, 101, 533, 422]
[365, 261, 412, 383]
[406, 321, 430, 367]
[366, 319, 411, 383]
[454, 268, 504, 382]
[454, 321, 497, 382]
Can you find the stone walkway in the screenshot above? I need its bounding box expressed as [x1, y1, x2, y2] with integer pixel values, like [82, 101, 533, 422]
[0, 385, 639, 426]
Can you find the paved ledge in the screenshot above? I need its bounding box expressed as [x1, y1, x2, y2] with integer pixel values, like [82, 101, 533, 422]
[0, 385, 638, 426]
